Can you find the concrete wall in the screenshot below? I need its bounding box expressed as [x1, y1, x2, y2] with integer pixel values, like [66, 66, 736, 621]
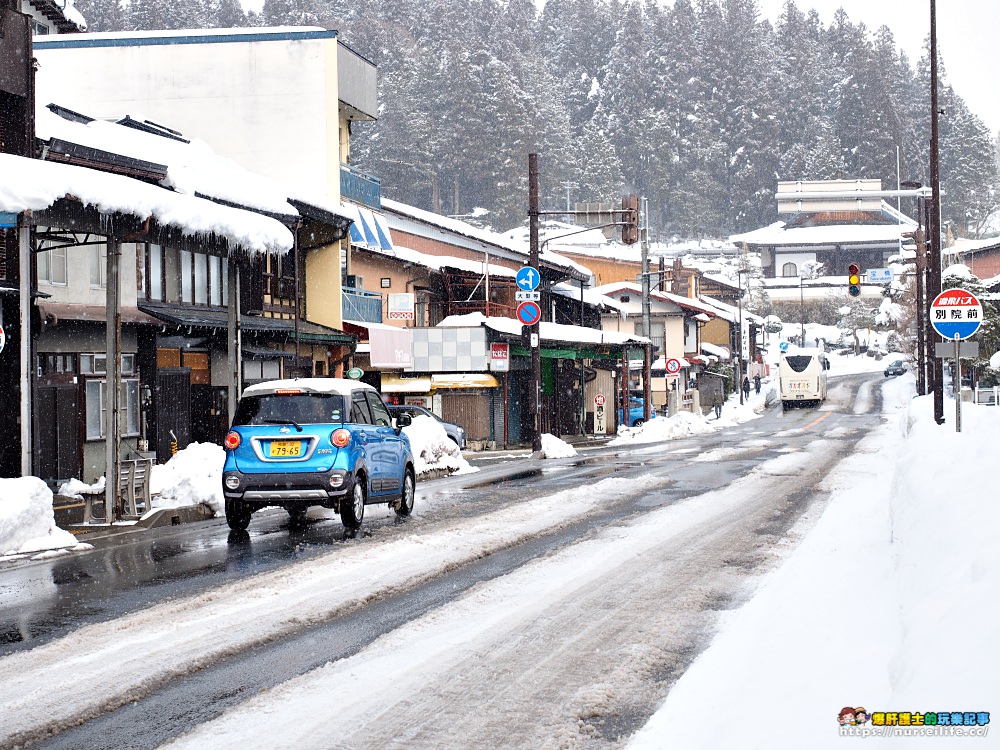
[35, 28, 351, 331]
[35, 29, 342, 200]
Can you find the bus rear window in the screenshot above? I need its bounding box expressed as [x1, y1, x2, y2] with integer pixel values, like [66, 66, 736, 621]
[784, 356, 813, 373]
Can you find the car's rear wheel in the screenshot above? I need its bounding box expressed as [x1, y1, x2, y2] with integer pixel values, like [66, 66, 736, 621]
[225, 499, 251, 531]
[341, 474, 366, 529]
[395, 468, 415, 517]
[287, 506, 308, 528]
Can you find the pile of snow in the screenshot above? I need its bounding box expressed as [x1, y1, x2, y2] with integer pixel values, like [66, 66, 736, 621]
[610, 410, 717, 445]
[151, 442, 226, 516]
[57, 476, 105, 498]
[0, 477, 86, 558]
[626, 375, 1000, 748]
[540, 433, 577, 458]
[402, 416, 478, 476]
[607, 381, 775, 446]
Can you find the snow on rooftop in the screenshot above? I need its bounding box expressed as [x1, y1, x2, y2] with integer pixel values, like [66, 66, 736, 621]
[730, 203, 918, 247]
[365, 244, 517, 278]
[33, 26, 329, 44]
[438, 312, 650, 346]
[382, 198, 590, 279]
[36, 106, 299, 219]
[592, 281, 718, 318]
[0, 152, 292, 254]
[45, 0, 87, 31]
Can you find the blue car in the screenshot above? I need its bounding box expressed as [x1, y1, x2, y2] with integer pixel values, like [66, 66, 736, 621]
[222, 378, 415, 532]
[618, 397, 654, 428]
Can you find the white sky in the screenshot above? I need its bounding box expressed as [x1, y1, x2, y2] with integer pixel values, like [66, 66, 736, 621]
[758, 0, 1000, 135]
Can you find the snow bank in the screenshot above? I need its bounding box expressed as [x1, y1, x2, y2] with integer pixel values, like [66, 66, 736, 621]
[626, 376, 1000, 748]
[888, 397, 1000, 708]
[402, 416, 478, 476]
[540, 433, 577, 458]
[150, 442, 226, 516]
[0, 477, 80, 557]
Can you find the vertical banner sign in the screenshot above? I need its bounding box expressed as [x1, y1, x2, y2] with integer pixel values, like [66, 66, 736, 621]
[0, 324, 5, 354]
[594, 393, 606, 434]
[489, 343, 509, 372]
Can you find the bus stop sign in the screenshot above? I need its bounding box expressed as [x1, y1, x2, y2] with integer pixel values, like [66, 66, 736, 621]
[930, 289, 982, 340]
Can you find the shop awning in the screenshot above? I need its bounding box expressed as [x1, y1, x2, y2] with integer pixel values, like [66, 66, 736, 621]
[343, 203, 394, 253]
[380, 375, 432, 393]
[431, 373, 499, 389]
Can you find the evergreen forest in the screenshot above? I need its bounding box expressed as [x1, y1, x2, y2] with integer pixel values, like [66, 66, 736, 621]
[73, 0, 1000, 241]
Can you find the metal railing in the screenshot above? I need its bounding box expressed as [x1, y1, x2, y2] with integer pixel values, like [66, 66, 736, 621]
[340, 164, 381, 210]
[342, 287, 383, 323]
[974, 386, 999, 406]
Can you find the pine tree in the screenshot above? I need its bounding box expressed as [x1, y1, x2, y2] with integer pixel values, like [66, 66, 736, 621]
[72, 0, 127, 31]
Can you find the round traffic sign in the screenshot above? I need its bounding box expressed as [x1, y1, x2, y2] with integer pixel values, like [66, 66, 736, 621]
[594, 393, 606, 406]
[930, 288, 983, 341]
[515, 266, 540, 292]
[664, 358, 681, 375]
[516, 300, 541, 326]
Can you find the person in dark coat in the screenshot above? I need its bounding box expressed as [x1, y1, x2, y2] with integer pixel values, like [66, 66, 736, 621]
[742, 376, 751, 399]
[754, 374, 761, 395]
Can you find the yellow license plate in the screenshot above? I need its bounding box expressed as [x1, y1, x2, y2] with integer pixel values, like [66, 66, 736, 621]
[269, 440, 302, 457]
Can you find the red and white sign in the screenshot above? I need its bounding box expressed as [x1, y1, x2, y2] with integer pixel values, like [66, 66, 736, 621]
[930, 289, 983, 341]
[489, 343, 509, 372]
[387, 293, 415, 320]
[594, 393, 606, 406]
[664, 358, 682, 375]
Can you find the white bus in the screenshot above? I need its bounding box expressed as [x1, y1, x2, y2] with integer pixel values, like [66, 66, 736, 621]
[779, 350, 830, 409]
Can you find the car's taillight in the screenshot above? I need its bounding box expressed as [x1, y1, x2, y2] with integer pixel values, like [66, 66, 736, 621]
[224, 431, 241, 450]
[331, 428, 351, 448]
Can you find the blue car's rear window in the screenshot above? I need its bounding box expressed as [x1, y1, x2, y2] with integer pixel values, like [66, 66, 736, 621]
[233, 394, 347, 426]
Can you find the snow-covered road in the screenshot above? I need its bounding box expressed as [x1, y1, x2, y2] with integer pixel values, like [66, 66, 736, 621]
[160, 440, 847, 750]
[2, 402, 872, 750]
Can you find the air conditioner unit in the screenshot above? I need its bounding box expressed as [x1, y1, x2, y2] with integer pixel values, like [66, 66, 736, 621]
[344, 274, 364, 290]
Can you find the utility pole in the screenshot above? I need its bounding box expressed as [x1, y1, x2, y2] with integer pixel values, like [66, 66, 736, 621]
[929, 0, 944, 424]
[560, 181, 578, 213]
[640, 198, 652, 422]
[528, 154, 542, 452]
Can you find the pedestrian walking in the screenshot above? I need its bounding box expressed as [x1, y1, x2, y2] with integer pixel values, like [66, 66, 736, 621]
[713, 392, 723, 419]
[742, 376, 751, 400]
[754, 374, 761, 395]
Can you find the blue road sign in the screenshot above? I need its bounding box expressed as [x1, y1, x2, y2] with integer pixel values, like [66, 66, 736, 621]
[516, 300, 541, 326]
[516, 266, 540, 291]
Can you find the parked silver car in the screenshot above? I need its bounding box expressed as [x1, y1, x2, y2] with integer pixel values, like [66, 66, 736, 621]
[387, 404, 466, 448]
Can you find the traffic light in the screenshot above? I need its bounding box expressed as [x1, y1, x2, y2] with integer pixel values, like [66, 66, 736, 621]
[848, 263, 862, 297]
[901, 228, 926, 248]
[621, 194, 639, 245]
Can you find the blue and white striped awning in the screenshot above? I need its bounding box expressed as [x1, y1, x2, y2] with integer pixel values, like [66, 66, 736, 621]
[343, 203, 393, 253]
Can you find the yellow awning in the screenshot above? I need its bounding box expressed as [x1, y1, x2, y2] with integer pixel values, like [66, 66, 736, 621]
[380, 375, 432, 393]
[430, 373, 499, 390]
